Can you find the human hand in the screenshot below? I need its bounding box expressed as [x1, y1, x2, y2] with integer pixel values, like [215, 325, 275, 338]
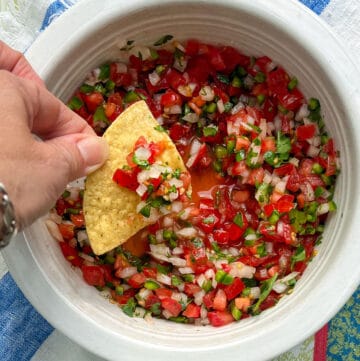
[0, 42, 108, 229]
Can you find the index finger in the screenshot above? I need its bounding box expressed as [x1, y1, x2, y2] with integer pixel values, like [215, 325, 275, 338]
[0, 41, 44, 86]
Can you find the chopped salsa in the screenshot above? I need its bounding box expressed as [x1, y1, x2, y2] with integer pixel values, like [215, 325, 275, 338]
[47, 38, 339, 327]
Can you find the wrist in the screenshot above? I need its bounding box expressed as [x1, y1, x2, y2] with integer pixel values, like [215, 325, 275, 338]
[0, 182, 18, 248]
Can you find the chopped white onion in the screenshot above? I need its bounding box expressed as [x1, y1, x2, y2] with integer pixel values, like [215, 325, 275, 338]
[196, 274, 206, 287]
[186, 138, 203, 168]
[129, 46, 151, 60]
[136, 183, 148, 197]
[274, 180, 287, 194]
[229, 262, 256, 278]
[199, 85, 215, 101]
[317, 202, 330, 215]
[295, 104, 310, 121]
[183, 112, 199, 123]
[118, 267, 138, 278]
[79, 252, 95, 263]
[134, 307, 146, 318]
[150, 244, 170, 256]
[249, 287, 261, 299]
[48, 210, 62, 224]
[45, 220, 64, 242]
[173, 56, 188, 72]
[136, 201, 147, 214]
[172, 246, 184, 255]
[230, 101, 245, 115]
[265, 242, 274, 254]
[171, 201, 183, 213]
[165, 105, 182, 115]
[162, 216, 174, 228]
[77, 230, 89, 246]
[194, 290, 206, 305]
[178, 84, 194, 97]
[217, 99, 225, 114]
[135, 146, 151, 160]
[176, 227, 197, 239]
[148, 71, 161, 86]
[178, 267, 194, 274]
[156, 273, 172, 286]
[307, 145, 320, 157]
[289, 157, 300, 167]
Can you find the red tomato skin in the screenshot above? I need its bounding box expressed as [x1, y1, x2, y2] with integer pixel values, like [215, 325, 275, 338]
[128, 273, 146, 288]
[59, 242, 83, 267]
[160, 89, 182, 107]
[161, 298, 182, 317]
[81, 265, 106, 287]
[58, 223, 75, 241]
[83, 92, 104, 113]
[296, 124, 316, 141]
[183, 303, 201, 318]
[113, 168, 139, 191]
[223, 278, 245, 300]
[207, 311, 234, 327]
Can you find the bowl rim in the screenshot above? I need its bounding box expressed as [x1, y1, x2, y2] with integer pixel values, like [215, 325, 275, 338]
[3, 0, 360, 360]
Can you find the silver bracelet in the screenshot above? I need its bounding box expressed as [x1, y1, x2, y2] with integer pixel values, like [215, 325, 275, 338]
[0, 183, 18, 249]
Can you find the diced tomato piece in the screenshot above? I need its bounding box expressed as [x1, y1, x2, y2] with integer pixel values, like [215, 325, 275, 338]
[278, 88, 304, 111]
[213, 228, 230, 245]
[70, 213, 85, 228]
[267, 67, 289, 98]
[156, 49, 174, 66]
[59, 242, 83, 267]
[112, 289, 137, 305]
[296, 124, 316, 141]
[203, 290, 216, 309]
[274, 163, 295, 177]
[185, 39, 200, 56]
[169, 123, 191, 142]
[144, 294, 161, 309]
[165, 68, 186, 90]
[114, 254, 130, 270]
[186, 55, 213, 83]
[160, 89, 182, 107]
[325, 154, 337, 176]
[255, 56, 273, 73]
[262, 98, 277, 122]
[184, 283, 202, 296]
[142, 267, 158, 279]
[232, 189, 250, 203]
[258, 291, 279, 311]
[183, 303, 201, 318]
[58, 223, 75, 241]
[261, 137, 276, 153]
[83, 92, 104, 113]
[112, 168, 139, 191]
[223, 278, 245, 300]
[128, 273, 146, 288]
[247, 168, 264, 186]
[236, 136, 251, 150]
[81, 265, 106, 287]
[220, 46, 250, 71]
[275, 194, 295, 213]
[213, 289, 227, 311]
[155, 288, 173, 300]
[207, 311, 234, 327]
[161, 297, 182, 317]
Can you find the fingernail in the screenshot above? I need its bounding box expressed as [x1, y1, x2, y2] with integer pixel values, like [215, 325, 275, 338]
[77, 136, 109, 174]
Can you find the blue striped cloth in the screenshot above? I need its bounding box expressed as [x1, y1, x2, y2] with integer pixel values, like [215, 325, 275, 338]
[0, 1, 359, 360]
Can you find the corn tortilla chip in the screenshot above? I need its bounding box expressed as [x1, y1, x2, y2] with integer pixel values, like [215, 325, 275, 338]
[83, 100, 188, 255]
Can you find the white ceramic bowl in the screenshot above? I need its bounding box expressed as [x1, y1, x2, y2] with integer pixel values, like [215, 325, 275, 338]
[3, 0, 360, 360]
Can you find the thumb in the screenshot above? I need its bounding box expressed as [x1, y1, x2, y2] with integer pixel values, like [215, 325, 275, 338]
[44, 133, 109, 181]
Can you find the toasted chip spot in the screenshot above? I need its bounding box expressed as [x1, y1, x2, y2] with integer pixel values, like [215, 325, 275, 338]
[83, 101, 188, 255]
